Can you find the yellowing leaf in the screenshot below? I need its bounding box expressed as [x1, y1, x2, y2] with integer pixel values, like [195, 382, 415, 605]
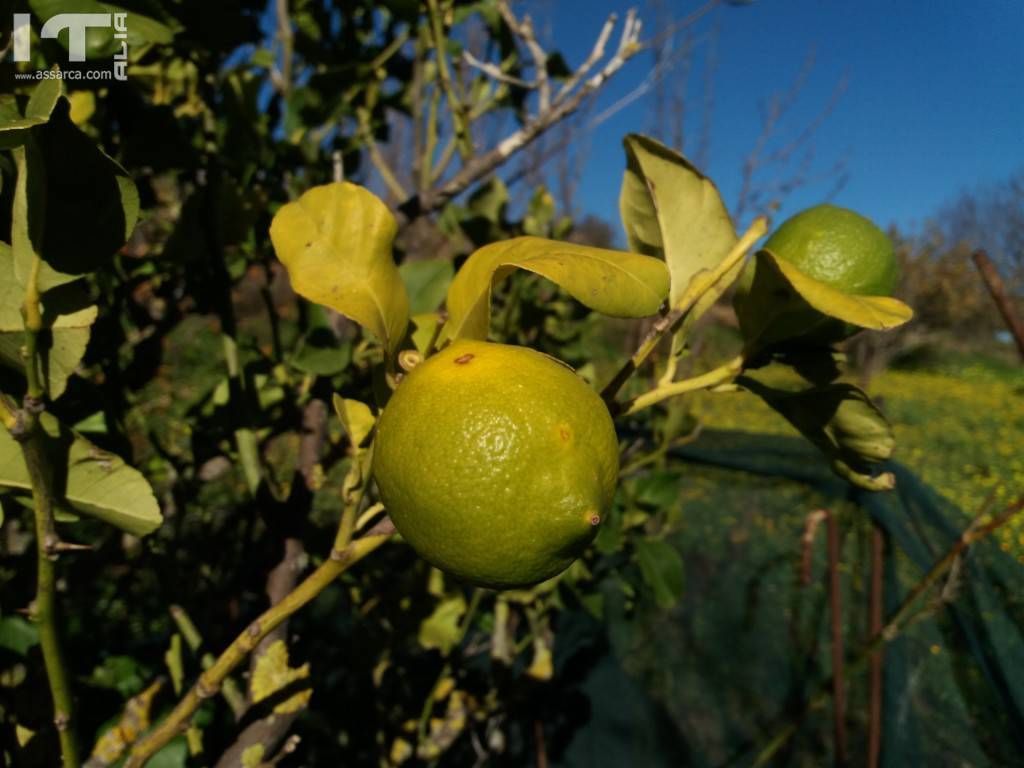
[241, 745, 265, 768]
[270, 182, 409, 356]
[418, 595, 467, 654]
[331, 394, 375, 448]
[444, 236, 669, 341]
[250, 640, 311, 715]
[620, 134, 738, 312]
[758, 249, 914, 331]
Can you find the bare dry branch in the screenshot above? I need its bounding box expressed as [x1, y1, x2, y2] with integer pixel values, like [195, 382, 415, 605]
[401, 8, 643, 220]
[462, 50, 532, 88]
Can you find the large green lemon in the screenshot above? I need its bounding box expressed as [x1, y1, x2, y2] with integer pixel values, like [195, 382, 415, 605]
[372, 340, 619, 588]
[734, 204, 898, 346]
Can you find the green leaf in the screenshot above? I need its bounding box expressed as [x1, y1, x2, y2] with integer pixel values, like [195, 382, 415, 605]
[523, 187, 556, 237]
[400, 259, 454, 315]
[739, 368, 896, 491]
[634, 538, 685, 609]
[270, 182, 410, 357]
[620, 134, 738, 313]
[444, 236, 670, 341]
[0, 76, 62, 148]
[12, 99, 139, 291]
[25, 75, 63, 121]
[0, 412, 163, 535]
[466, 177, 508, 224]
[409, 313, 443, 355]
[29, 1, 174, 58]
[755, 248, 914, 331]
[288, 306, 352, 376]
[332, 395, 375, 448]
[0, 244, 98, 399]
[418, 595, 467, 654]
[0, 616, 39, 656]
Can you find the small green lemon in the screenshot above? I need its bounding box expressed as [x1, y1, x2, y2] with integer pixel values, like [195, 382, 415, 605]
[734, 204, 898, 346]
[372, 340, 618, 589]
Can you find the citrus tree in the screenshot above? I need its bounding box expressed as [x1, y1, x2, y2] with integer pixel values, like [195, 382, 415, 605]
[0, 3, 923, 767]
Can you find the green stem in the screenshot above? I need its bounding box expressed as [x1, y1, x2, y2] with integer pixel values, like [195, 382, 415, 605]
[601, 217, 767, 405]
[125, 460, 391, 767]
[621, 354, 745, 416]
[16, 252, 80, 767]
[24, 430, 80, 768]
[426, 0, 473, 159]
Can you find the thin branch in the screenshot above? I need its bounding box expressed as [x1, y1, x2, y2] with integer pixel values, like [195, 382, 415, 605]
[462, 50, 532, 88]
[124, 521, 393, 767]
[622, 354, 744, 415]
[357, 105, 410, 201]
[167, 606, 246, 717]
[752, 496, 1024, 767]
[274, 0, 293, 96]
[825, 511, 847, 766]
[601, 217, 768, 405]
[497, 2, 550, 110]
[427, 0, 474, 158]
[867, 526, 885, 768]
[973, 249, 1024, 360]
[400, 9, 643, 220]
[13, 233, 80, 766]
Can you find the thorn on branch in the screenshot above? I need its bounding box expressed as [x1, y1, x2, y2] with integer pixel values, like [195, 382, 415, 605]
[46, 538, 94, 557]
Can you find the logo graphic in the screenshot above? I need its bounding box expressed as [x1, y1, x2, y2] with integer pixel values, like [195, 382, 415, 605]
[11, 12, 129, 81]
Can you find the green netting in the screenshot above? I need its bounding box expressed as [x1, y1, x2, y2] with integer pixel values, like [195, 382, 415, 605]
[556, 430, 1024, 768]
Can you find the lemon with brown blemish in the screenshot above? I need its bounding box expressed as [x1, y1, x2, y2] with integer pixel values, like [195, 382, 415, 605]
[372, 340, 618, 588]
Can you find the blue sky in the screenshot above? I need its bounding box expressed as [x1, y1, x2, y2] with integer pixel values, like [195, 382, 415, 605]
[536, 0, 1024, 235]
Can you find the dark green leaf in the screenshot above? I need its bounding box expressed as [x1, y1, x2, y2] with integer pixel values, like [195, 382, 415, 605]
[0, 616, 39, 656]
[635, 538, 685, 609]
[399, 259, 454, 315]
[12, 99, 139, 290]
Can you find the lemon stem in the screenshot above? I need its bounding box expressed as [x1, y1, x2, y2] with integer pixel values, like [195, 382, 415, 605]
[125, 459, 393, 767]
[621, 354, 745, 416]
[601, 217, 767, 405]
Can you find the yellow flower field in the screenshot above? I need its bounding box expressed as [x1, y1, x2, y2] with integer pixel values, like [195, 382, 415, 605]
[691, 365, 1024, 557]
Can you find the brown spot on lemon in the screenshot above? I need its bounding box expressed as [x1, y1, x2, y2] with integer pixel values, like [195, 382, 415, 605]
[373, 340, 618, 589]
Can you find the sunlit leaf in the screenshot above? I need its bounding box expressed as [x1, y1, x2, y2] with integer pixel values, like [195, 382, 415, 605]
[0, 75, 62, 149]
[755, 248, 914, 331]
[620, 134, 738, 313]
[0, 412, 162, 535]
[332, 394, 375, 448]
[418, 595, 466, 654]
[0, 243, 98, 399]
[444, 236, 669, 341]
[250, 640, 311, 715]
[270, 182, 409, 357]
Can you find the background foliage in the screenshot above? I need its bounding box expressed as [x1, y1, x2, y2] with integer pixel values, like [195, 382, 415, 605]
[0, 2, 1022, 767]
